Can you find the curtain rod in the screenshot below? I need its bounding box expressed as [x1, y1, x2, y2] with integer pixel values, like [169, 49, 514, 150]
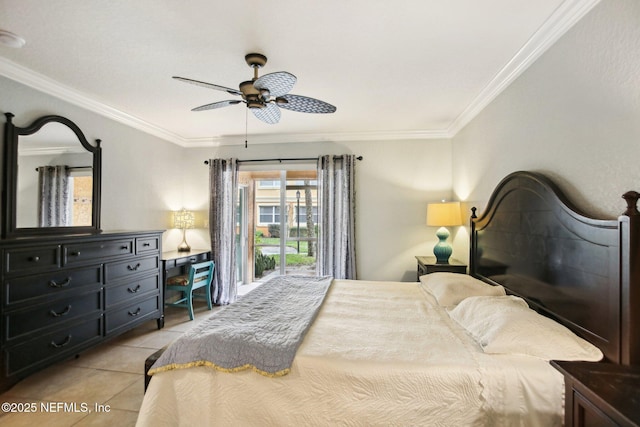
[204, 155, 363, 165]
[35, 166, 92, 171]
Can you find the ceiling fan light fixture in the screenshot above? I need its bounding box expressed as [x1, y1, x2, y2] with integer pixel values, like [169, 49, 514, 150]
[174, 52, 336, 124]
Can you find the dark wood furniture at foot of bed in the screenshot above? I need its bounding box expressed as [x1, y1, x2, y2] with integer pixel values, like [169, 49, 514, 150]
[552, 360, 640, 427]
[469, 171, 640, 426]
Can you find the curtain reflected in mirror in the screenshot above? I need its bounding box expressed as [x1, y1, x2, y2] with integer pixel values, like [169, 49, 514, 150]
[38, 165, 71, 226]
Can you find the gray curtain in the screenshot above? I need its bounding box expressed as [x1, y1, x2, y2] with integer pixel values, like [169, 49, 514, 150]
[317, 155, 357, 279]
[37, 165, 72, 227]
[209, 158, 238, 305]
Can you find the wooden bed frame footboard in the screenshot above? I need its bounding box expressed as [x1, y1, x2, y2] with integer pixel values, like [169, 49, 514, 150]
[469, 171, 640, 365]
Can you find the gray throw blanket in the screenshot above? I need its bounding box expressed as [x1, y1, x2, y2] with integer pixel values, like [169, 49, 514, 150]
[149, 275, 333, 377]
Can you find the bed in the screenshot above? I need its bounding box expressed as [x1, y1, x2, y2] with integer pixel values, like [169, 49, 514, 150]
[137, 171, 640, 426]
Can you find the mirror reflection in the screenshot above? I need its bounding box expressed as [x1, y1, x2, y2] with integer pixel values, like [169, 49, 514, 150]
[16, 122, 93, 228]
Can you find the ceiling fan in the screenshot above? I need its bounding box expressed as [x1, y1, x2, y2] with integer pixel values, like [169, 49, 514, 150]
[173, 53, 336, 124]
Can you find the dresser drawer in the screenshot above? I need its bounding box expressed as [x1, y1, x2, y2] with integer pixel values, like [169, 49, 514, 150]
[5, 291, 103, 342]
[105, 274, 160, 308]
[105, 255, 159, 283]
[4, 266, 102, 308]
[63, 239, 134, 266]
[105, 295, 160, 335]
[4, 317, 103, 377]
[136, 236, 160, 255]
[3, 246, 61, 275]
[175, 252, 209, 267]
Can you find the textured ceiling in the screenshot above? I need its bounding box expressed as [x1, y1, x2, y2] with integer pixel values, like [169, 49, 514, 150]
[0, 0, 599, 146]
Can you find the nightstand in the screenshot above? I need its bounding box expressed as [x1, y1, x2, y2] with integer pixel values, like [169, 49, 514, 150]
[415, 256, 467, 281]
[551, 360, 640, 427]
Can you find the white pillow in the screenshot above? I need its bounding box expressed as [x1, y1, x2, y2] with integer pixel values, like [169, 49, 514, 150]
[448, 295, 603, 361]
[419, 272, 506, 307]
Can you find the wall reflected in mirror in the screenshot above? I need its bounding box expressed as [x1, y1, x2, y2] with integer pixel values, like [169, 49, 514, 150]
[16, 121, 93, 228]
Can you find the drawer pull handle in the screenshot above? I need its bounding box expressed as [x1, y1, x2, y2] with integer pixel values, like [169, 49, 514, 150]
[189, 257, 196, 262]
[143, 243, 151, 247]
[49, 277, 72, 288]
[50, 335, 72, 348]
[30, 256, 40, 262]
[127, 263, 141, 271]
[128, 307, 142, 317]
[50, 305, 72, 317]
[71, 251, 81, 257]
[128, 284, 141, 293]
[121, 245, 130, 250]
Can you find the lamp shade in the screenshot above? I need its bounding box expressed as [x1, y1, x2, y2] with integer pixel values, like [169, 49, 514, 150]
[173, 209, 195, 229]
[426, 201, 462, 227]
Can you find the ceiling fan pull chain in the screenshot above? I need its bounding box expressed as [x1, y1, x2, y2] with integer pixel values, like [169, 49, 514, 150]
[245, 108, 248, 148]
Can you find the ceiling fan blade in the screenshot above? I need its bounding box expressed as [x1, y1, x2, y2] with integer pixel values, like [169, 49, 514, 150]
[278, 94, 336, 114]
[254, 72, 296, 97]
[192, 100, 242, 111]
[251, 103, 281, 124]
[173, 76, 242, 96]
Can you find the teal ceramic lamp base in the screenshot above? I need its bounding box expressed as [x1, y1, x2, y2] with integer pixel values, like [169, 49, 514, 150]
[433, 226, 452, 264]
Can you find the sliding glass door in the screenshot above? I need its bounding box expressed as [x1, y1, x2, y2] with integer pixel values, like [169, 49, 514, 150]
[283, 178, 318, 276]
[236, 185, 248, 285]
[246, 169, 318, 282]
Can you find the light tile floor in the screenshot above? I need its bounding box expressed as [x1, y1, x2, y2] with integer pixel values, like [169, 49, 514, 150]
[0, 283, 259, 427]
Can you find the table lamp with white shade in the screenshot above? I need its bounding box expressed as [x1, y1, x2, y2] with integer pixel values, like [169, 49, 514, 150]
[173, 209, 195, 252]
[426, 201, 462, 264]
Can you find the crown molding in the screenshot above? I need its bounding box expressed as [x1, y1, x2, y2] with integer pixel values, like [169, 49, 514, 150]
[0, 57, 189, 146]
[447, 0, 601, 136]
[0, 0, 600, 147]
[183, 128, 452, 147]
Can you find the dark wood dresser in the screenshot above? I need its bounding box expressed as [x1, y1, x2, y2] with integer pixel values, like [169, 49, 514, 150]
[0, 230, 164, 392]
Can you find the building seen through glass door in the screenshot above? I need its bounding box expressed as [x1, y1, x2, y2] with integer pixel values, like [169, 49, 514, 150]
[236, 168, 317, 286]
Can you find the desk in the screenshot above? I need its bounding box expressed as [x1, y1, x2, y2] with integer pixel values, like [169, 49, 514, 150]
[161, 249, 211, 327]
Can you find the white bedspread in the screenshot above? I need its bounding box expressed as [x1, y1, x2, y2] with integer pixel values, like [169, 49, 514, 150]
[137, 280, 564, 427]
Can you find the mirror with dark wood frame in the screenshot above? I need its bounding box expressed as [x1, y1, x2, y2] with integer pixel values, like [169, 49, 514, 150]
[2, 113, 102, 238]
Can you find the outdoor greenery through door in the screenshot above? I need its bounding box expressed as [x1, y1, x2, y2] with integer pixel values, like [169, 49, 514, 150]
[237, 169, 318, 283]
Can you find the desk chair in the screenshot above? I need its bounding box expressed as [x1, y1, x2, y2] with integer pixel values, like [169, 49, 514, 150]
[165, 261, 215, 320]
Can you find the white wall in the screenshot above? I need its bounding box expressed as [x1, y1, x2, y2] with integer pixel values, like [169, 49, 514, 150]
[182, 138, 453, 281]
[451, 0, 640, 263]
[1, 76, 454, 281]
[0, 76, 186, 250]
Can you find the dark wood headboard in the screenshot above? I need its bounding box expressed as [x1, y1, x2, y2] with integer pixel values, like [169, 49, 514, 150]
[469, 171, 640, 365]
